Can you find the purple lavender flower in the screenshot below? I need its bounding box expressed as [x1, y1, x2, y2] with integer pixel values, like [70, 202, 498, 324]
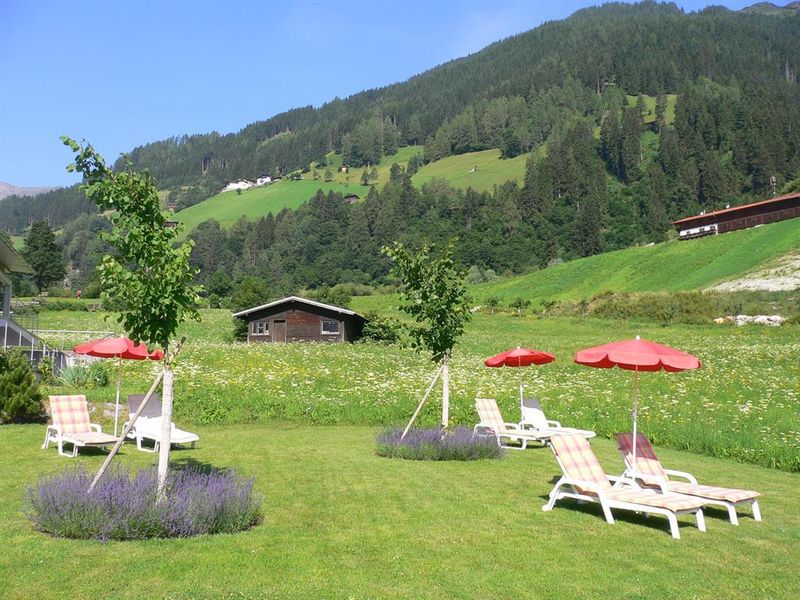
[24, 466, 261, 541]
[376, 426, 503, 461]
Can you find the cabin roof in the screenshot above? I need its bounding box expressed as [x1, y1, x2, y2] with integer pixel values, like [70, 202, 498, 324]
[673, 192, 800, 225]
[233, 295, 363, 319]
[0, 237, 33, 274]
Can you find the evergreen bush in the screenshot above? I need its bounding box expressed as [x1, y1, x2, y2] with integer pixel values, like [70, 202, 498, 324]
[0, 350, 46, 424]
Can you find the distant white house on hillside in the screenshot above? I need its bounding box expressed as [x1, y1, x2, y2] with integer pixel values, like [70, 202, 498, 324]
[221, 176, 274, 193]
[221, 180, 256, 193]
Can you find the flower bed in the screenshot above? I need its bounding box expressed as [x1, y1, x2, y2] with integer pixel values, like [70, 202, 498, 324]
[24, 466, 261, 541]
[376, 426, 503, 461]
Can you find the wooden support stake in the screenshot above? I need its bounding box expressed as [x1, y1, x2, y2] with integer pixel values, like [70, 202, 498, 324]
[88, 370, 163, 492]
[401, 363, 444, 440]
[88, 337, 186, 493]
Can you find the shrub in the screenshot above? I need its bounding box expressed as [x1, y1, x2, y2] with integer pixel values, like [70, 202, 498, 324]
[38, 299, 88, 311]
[37, 356, 54, 385]
[88, 362, 110, 387]
[0, 350, 46, 424]
[231, 317, 248, 342]
[24, 466, 262, 541]
[359, 311, 403, 345]
[58, 364, 90, 387]
[376, 427, 503, 461]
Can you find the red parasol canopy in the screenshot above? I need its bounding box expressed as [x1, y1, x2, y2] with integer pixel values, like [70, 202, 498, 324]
[485, 347, 556, 404]
[74, 337, 163, 436]
[574, 336, 700, 469]
[74, 337, 164, 361]
[485, 347, 556, 368]
[574, 337, 700, 372]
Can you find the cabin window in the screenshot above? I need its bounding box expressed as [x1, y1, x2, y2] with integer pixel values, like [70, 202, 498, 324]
[321, 320, 340, 335]
[252, 321, 269, 336]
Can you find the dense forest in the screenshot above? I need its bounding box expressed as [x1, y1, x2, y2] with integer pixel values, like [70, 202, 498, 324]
[5, 2, 800, 296]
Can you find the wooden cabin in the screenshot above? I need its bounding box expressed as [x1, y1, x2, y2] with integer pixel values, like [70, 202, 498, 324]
[233, 296, 366, 343]
[673, 192, 800, 240]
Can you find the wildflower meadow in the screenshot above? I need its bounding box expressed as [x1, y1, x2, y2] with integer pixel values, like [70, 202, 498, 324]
[37, 308, 800, 472]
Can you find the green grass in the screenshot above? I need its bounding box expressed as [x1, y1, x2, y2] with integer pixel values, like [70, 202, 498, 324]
[175, 179, 355, 232]
[2, 423, 798, 598]
[10, 235, 24, 250]
[33, 307, 800, 472]
[475, 218, 800, 302]
[317, 146, 423, 188]
[626, 93, 678, 125]
[411, 148, 534, 193]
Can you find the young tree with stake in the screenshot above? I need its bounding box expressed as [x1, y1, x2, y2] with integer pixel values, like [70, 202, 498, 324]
[382, 238, 471, 433]
[63, 137, 201, 497]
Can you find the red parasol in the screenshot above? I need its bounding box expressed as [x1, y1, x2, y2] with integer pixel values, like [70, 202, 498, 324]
[74, 337, 164, 436]
[485, 347, 556, 403]
[74, 337, 163, 361]
[574, 335, 700, 468]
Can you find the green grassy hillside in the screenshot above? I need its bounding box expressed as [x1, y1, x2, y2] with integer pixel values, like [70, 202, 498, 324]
[176, 145, 534, 231]
[411, 148, 534, 193]
[9, 235, 24, 250]
[626, 93, 678, 125]
[175, 180, 355, 232]
[319, 146, 422, 187]
[474, 218, 800, 301]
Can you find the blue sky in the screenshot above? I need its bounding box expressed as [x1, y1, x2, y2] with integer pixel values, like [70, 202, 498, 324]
[1, 0, 752, 187]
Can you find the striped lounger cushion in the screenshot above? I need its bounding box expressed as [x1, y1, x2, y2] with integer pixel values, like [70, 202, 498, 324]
[49, 395, 92, 434]
[616, 433, 759, 502]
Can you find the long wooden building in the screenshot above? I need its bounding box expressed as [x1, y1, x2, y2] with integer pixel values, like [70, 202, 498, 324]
[673, 192, 800, 240]
[233, 296, 366, 343]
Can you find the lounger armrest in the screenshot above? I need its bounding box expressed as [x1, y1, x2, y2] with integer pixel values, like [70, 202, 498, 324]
[89, 423, 102, 433]
[664, 469, 698, 485]
[607, 474, 643, 490]
[46, 424, 62, 436]
[504, 422, 523, 431]
[546, 419, 562, 428]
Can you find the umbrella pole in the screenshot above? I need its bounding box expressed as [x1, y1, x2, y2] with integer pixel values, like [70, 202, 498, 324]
[114, 357, 122, 437]
[631, 367, 639, 472]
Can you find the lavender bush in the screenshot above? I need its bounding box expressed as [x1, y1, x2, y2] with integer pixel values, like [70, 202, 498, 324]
[24, 466, 262, 541]
[376, 426, 503, 461]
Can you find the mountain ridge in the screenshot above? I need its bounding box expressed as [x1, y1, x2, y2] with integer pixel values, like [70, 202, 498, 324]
[0, 181, 55, 200]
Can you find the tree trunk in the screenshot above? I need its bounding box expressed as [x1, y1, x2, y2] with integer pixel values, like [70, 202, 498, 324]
[441, 355, 450, 428]
[156, 362, 174, 499]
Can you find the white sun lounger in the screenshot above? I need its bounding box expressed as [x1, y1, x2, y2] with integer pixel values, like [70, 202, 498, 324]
[43, 395, 118, 457]
[123, 393, 199, 453]
[543, 434, 706, 539]
[519, 396, 596, 439]
[616, 433, 761, 525]
[474, 398, 550, 449]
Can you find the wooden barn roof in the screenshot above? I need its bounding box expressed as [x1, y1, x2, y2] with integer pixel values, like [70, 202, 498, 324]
[233, 295, 363, 319]
[673, 192, 800, 225]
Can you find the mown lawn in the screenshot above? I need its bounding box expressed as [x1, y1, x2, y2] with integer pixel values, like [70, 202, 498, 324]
[2, 423, 798, 599]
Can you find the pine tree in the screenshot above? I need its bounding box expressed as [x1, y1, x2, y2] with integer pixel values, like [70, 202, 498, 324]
[0, 350, 45, 424]
[655, 92, 667, 133]
[620, 104, 643, 183]
[21, 221, 66, 293]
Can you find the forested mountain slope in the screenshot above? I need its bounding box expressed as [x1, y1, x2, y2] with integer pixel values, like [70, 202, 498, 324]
[5, 2, 800, 297]
[119, 2, 799, 193]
